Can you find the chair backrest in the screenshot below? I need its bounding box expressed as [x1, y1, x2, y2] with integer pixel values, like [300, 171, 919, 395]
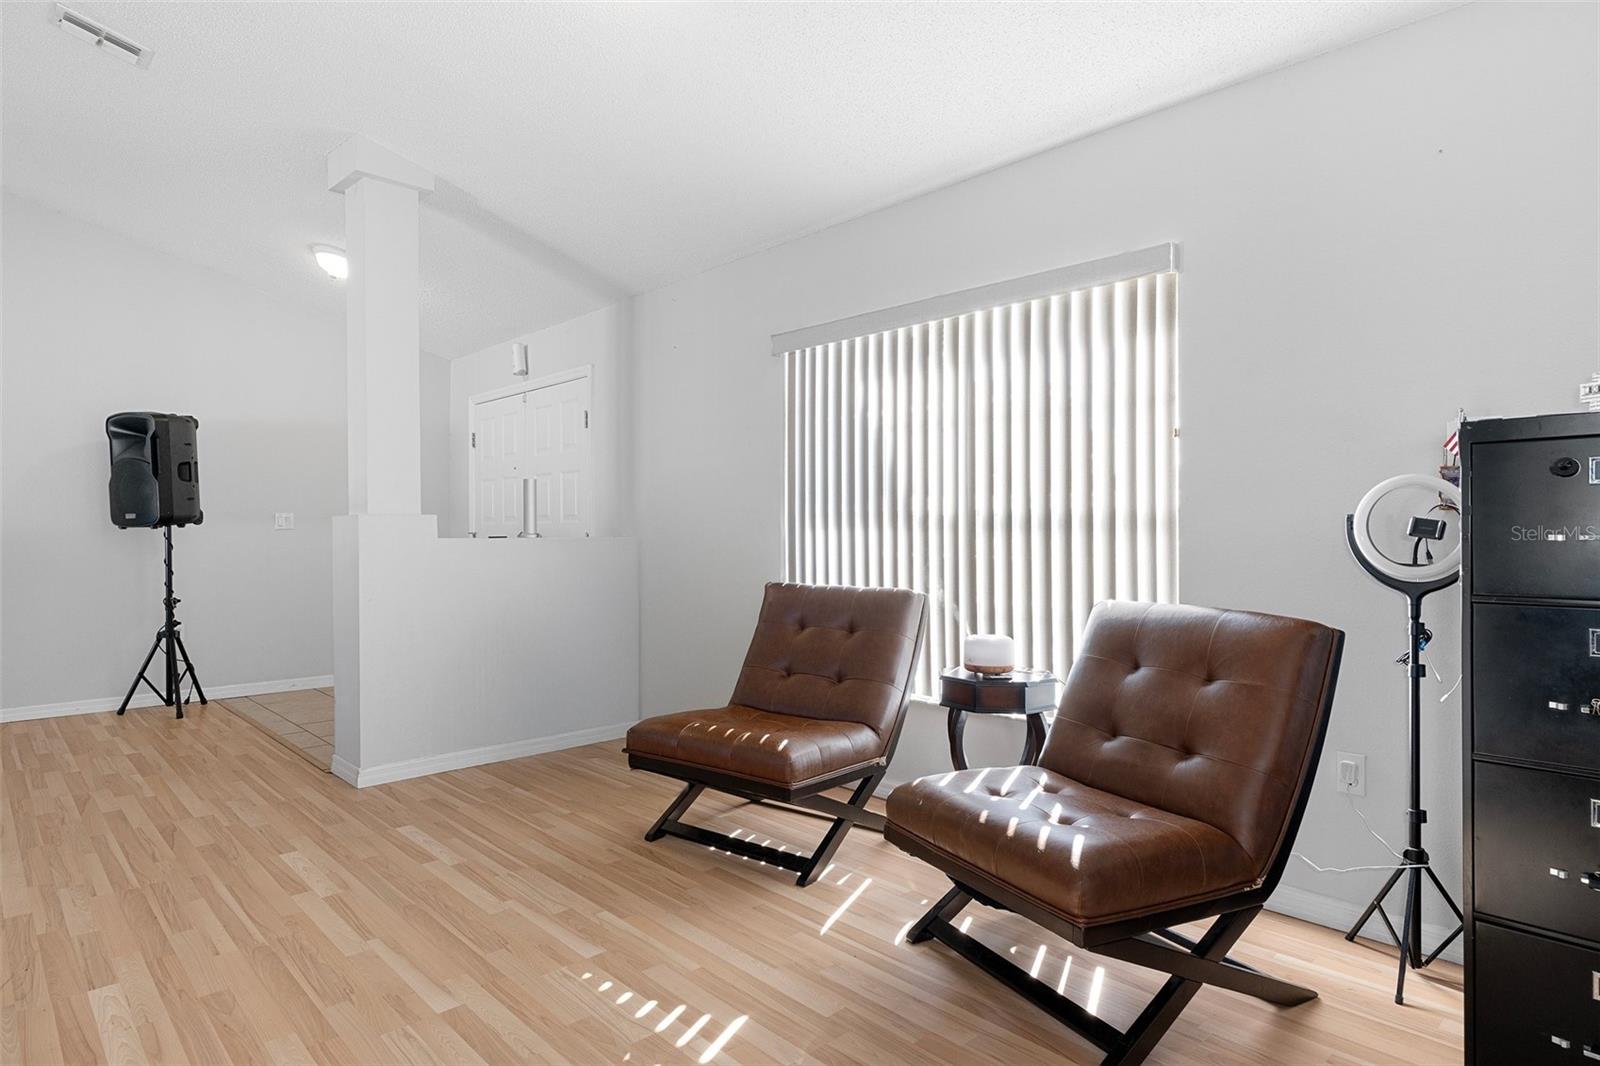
[731, 583, 929, 744]
[1040, 600, 1343, 877]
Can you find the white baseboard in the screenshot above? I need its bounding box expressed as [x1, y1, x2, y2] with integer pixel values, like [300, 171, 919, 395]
[333, 720, 633, 788]
[330, 754, 360, 786]
[1267, 883, 1464, 964]
[1, 675, 335, 724]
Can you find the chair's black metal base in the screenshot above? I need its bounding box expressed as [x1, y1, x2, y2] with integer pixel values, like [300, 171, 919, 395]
[637, 763, 886, 887]
[906, 885, 1317, 1066]
[1343, 851, 1464, 1005]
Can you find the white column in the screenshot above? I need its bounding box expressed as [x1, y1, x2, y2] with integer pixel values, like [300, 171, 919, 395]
[327, 136, 433, 514]
[327, 136, 435, 780]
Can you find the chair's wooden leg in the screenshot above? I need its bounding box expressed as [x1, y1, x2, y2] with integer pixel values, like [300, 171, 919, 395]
[644, 783, 704, 842]
[779, 792, 888, 832]
[795, 771, 882, 887]
[1102, 933, 1317, 1005]
[793, 768, 883, 883]
[906, 885, 970, 944]
[644, 773, 885, 887]
[904, 895, 1314, 1066]
[1104, 908, 1267, 1066]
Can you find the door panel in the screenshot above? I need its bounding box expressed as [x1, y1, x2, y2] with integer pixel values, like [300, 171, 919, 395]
[471, 393, 526, 537]
[523, 377, 591, 538]
[471, 376, 590, 538]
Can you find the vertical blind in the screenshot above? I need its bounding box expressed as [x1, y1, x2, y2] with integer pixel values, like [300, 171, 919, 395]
[782, 270, 1178, 696]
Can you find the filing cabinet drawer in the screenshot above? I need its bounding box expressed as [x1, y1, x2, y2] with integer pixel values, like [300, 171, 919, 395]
[1474, 760, 1600, 942]
[1473, 603, 1600, 774]
[1466, 434, 1600, 600]
[1474, 921, 1600, 1065]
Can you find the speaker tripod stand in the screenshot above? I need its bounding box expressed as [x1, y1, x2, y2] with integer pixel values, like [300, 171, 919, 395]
[117, 525, 206, 719]
[1342, 516, 1463, 1005]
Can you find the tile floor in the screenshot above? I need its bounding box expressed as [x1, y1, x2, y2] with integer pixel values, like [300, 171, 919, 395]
[217, 687, 333, 769]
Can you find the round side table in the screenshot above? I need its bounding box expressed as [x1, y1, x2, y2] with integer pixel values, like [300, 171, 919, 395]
[938, 667, 1060, 771]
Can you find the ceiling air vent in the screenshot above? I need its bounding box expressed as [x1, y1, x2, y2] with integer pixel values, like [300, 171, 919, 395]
[54, 4, 153, 68]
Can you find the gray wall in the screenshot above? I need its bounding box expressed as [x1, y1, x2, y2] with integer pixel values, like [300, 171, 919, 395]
[631, 1, 1599, 938]
[1, 193, 346, 710]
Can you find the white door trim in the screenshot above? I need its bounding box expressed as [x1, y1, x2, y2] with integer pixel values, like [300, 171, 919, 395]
[466, 365, 593, 536]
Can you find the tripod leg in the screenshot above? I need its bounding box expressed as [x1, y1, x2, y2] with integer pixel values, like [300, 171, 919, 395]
[1423, 864, 1464, 923]
[1393, 869, 1417, 1005]
[1407, 862, 1424, 967]
[174, 631, 207, 705]
[1345, 865, 1405, 942]
[117, 634, 164, 715]
[163, 623, 181, 719]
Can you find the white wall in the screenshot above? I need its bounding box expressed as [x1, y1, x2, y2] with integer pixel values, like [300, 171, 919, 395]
[420, 350, 451, 519]
[330, 514, 638, 785]
[632, 0, 1598, 943]
[445, 303, 633, 538]
[1, 194, 347, 714]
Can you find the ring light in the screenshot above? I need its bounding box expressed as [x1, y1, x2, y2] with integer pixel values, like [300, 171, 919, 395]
[1351, 474, 1461, 584]
[1340, 471, 1463, 993]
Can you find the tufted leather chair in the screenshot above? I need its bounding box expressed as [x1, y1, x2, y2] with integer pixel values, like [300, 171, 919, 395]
[889, 600, 1341, 929]
[884, 600, 1344, 1066]
[627, 582, 928, 885]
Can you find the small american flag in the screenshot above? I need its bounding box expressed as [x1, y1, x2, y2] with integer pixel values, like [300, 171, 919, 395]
[1443, 428, 1460, 457]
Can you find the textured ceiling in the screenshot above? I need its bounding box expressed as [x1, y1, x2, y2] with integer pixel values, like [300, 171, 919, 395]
[2, 1, 1457, 356]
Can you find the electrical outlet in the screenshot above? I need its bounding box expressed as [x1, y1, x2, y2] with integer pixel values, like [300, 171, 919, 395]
[1336, 752, 1366, 796]
[273, 512, 294, 530]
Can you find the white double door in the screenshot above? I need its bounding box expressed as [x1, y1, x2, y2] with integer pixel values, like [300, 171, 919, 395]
[471, 375, 590, 538]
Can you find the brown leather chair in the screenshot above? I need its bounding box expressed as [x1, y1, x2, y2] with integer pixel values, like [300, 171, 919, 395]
[886, 601, 1344, 1066]
[627, 582, 928, 886]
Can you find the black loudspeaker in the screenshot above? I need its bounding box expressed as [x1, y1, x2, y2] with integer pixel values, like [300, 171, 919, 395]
[106, 413, 203, 528]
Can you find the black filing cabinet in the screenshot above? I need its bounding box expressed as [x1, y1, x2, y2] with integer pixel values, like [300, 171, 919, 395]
[1462, 412, 1600, 1064]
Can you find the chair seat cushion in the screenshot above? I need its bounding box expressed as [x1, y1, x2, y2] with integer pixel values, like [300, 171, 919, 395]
[886, 766, 1259, 927]
[625, 706, 886, 788]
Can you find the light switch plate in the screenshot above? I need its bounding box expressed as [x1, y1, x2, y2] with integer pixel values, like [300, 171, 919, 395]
[273, 512, 294, 530]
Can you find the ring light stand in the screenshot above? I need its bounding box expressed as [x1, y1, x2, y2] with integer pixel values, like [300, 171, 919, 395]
[1342, 477, 1464, 1006]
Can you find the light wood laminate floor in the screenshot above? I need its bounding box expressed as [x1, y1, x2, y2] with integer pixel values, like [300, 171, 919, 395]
[1, 704, 1463, 1065]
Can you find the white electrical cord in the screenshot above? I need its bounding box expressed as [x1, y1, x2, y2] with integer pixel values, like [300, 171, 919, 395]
[1291, 794, 1426, 874]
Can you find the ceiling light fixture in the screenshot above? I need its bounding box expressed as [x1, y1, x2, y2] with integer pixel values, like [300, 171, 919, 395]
[310, 244, 349, 281]
[54, 5, 153, 68]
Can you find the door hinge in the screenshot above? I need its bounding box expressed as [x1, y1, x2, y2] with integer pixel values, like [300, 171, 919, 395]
[584, 410, 590, 429]
[471, 432, 477, 448]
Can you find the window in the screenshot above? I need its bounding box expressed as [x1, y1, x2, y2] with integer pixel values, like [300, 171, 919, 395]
[781, 252, 1178, 695]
